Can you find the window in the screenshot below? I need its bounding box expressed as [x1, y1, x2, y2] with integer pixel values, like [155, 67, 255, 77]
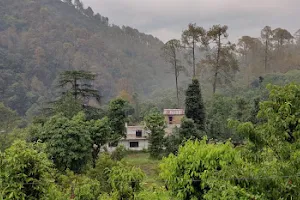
[169, 116, 173, 124]
[136, 130, 142, 137]
[130, 142, 139, 148]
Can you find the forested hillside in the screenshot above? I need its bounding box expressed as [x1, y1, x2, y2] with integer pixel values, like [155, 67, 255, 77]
[0, 0, 172, 115]
[3, 0, 300, 199]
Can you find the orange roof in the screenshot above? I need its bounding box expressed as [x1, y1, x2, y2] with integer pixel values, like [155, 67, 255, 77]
[163, 109, 184, 115]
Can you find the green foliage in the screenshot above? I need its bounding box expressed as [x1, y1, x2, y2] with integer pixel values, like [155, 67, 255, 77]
[0, 128, 28, 151]
[88, 116, 111, 147]
[0, 102, 19, 131]
[205, 94, 260, 142]
[87, 116, 111, 167]
[205, 95, 235, 140]
[231, 83, 300, 156]
[185, 79, 206, 130]
[57, 170, 101, 200]
[135, 187, 175, 200]
[52, 92, 83, 118]
[58, 70, 100, 101]
[0, 0, 171, 116]
[226, 83, 300, 199]
[144, 110, 166, 158]
[0, 140, 55, 200]
[37, 112, 92, 172]
[163, 129, 182, 155]
[179, 117, 203, 140]
[111, 145, 127, 161]
[42, 184, 69, 200]
[160, 139, 240, 200]
[108, 162, 145, 199]
[164, 118, 204, 156]
[84, 106, 106, 121]
[234, 96, 252, 122]
[108, 98, 128, 138]
[87, 153, 117, 192]
[259, 83, 300, 144]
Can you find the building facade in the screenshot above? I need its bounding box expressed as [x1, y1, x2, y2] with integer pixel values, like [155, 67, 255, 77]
[163, 109, 185, 125]
[163, 109, 185, 136]
[106, 124, 149, 152]
[106, 109, 185, 151]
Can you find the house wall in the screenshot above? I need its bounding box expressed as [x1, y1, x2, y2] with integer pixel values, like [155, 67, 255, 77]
[105, 140, 149, 152]
[127, 126, 144, 135]
[120, 140, 149, 151]
[165, 114, 184, 125]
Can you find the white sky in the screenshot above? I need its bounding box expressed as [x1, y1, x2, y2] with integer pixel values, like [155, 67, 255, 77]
[82, 0, 299, 42]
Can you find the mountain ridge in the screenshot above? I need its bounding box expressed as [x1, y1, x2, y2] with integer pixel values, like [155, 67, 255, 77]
[0, 0, 174, 115]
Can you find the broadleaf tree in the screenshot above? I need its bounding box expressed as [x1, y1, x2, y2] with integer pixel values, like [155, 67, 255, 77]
[0, 140, 55, 200]
[108, 98, 128, 139]
[144, 110, 166, 158]
[36, 112, 92, 172]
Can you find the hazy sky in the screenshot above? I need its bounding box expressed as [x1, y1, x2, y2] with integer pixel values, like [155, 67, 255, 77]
[82, 0, 299, 42]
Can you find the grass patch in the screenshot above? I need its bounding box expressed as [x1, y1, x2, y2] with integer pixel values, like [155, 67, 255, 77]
[123, 153, 163, 188]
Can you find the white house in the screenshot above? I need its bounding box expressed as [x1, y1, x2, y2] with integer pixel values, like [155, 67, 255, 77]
[106, 109, 184, 152]
[106, 124, 150, 151]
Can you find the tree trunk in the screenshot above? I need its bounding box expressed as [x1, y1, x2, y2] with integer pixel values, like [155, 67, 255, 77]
[74, 78, 77, 100]
[174, 56, 179, 108]
[92, 146, 100, 168]
[212, 70, 218, 94]
[192, 39, 196, 77]
[213, 34, 221, 94]
[264, 40, 268, 73]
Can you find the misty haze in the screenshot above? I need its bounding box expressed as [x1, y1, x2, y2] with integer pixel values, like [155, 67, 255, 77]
[1, 0, 300, 199]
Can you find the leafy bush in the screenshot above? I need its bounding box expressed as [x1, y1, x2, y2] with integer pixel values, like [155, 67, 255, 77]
[160, 139, 240, 200]
[57, 170, 101, 200]
[111, 145, 127, 161]
[0, 140, 55, 200]
[87, 153, 117, 193]
[108, 162, 145, 199]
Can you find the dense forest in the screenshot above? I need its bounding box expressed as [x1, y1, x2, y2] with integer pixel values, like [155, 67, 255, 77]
[2, 0, 300, 199]
[0, 0, 174, 116]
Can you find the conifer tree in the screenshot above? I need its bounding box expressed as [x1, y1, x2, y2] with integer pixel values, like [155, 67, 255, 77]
[182, 23, 207, 77]
[58, 70, 100, 102]
[185, 79, 206, 130]
[161, 39, 184, 107]
[179, 118, 202, 140]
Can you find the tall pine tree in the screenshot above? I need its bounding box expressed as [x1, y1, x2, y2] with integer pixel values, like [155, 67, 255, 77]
[58, 70, 100, 102]
[185, 79, 206, 131]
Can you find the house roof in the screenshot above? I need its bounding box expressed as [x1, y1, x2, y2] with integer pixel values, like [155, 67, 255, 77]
[163, 109, 185, 115]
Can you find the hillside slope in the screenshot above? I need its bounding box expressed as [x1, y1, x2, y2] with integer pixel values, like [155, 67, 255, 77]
[0, 0, 172, 115]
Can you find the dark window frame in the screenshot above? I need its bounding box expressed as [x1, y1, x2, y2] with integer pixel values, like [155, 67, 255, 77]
[136, 130, 142, 137]
[169, 116, 173, 124]
[130, 142, 139, 148]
